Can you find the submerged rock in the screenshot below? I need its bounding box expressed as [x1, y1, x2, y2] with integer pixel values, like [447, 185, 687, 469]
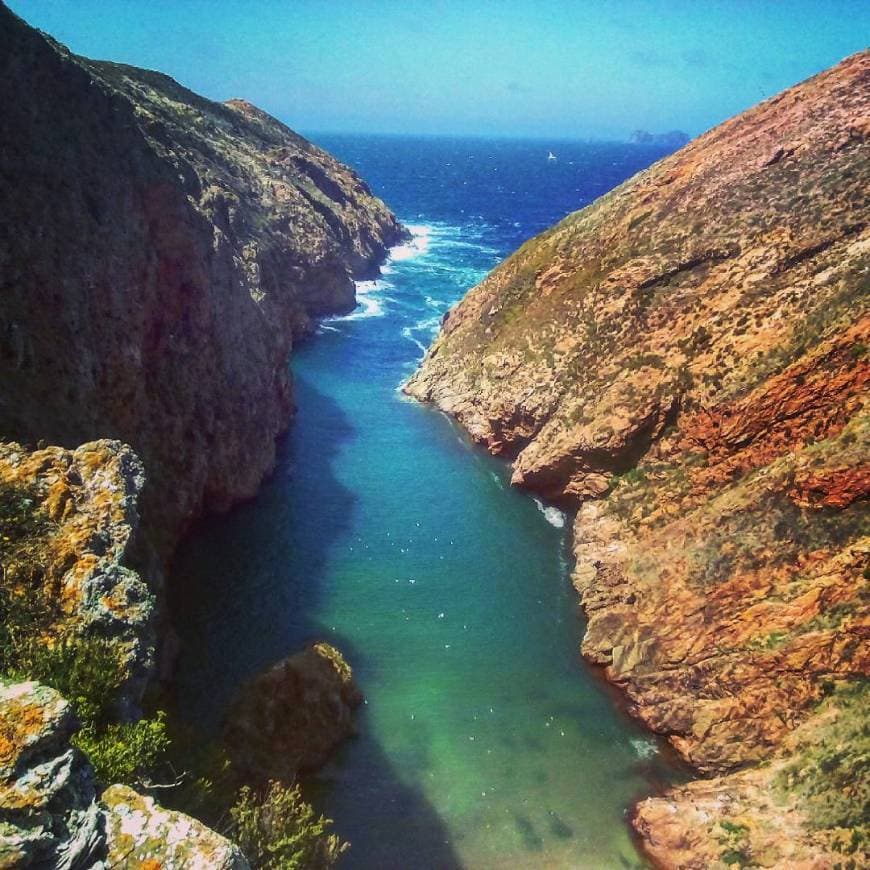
[408, 50, 870, 864]
[224, 643, 363, 782]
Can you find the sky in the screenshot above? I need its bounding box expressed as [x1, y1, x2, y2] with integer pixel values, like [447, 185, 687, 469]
[8, 0, 870, 139]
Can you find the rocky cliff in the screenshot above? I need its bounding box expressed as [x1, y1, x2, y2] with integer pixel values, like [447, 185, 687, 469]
[224, 643, 363, 784]
[0, 5, 400, 861]
[408, 52, 869, 866]
[0, 2, 403, 554]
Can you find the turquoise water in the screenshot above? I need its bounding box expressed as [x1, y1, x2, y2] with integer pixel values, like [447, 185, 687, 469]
[171, 137, 680, 868]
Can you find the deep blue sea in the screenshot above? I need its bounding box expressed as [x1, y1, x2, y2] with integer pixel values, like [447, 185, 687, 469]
[171, 135, 680, 868]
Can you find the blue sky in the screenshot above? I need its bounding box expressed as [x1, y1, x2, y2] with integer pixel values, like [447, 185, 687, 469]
[9, 0, 869, 139]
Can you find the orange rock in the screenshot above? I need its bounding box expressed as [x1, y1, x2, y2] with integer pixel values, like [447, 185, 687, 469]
[408, 49, 870, 865]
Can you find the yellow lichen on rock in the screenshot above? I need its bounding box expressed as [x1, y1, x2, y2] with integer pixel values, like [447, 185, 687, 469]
[0, 440, 155, 711]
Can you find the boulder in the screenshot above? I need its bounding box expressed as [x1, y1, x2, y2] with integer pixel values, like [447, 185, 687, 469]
[103, 785, 248, 869]
[224, 643, 363, 782]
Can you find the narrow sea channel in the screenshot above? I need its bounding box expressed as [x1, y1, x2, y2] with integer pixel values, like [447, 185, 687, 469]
[171, 135, 679, 868]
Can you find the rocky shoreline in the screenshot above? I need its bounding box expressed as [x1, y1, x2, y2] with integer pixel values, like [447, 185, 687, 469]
[408, 51, 869, 867]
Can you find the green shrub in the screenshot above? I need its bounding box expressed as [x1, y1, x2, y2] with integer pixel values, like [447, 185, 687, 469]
[0, 481, 59, 673]
[716, 819, 751, 867]
[74, 712, 170, 786]
[6, 635, 126, 728]
[161, 728, 238, 826]
[230, 781, 348, 869]
[3, 632, 169, 788]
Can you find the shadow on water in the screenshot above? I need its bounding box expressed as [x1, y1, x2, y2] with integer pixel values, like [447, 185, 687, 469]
[306, 628, 463, 869]
[169, 374, 462, 868]
[169, 374, 356, 724]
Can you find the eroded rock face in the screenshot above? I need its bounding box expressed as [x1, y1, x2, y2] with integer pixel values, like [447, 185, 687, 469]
[0, 3, 403, 552]
[0, 440, 155, 712]
[633, 684, 868, 868]
[408, 51, 869, 863]
[224, 643, 363, 783]
[0, 681, 249, 869]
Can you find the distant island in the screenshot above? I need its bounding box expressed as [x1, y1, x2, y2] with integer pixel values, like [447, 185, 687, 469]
[628, 128, 691, 147]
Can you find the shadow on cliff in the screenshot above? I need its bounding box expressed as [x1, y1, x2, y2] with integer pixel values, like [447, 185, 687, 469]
[168, 372, 463, 868]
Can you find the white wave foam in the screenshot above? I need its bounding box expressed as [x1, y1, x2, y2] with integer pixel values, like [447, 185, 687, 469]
[401, 326, 428, 356]
[322, 224, 434, 323]
[417, 315, 442, 334]
[326, 278, 389, 322]
[533, 498, 566, 528]
[631, 738, 658, 760]
[390, 224, 432, 261]
[401, 314, 443, 357]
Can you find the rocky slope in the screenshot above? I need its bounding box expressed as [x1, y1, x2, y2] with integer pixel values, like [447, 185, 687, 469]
[0, 441, 360, 865]
[0, 1, 403, 554]
[408, 52, 869, 866]
[0, 680, 249, 869]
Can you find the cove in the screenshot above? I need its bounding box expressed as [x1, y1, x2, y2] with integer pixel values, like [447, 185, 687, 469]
[170, 135, 681, 868]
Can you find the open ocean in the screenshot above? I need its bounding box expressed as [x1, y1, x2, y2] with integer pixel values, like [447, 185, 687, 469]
[170, 134, 682, 868]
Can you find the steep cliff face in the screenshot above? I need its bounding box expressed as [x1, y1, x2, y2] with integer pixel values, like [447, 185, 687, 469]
[408, 52, 869, 865]
[0, 2, 403, 551]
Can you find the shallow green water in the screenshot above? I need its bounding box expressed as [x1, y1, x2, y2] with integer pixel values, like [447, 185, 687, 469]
[171, 137, 680, 868]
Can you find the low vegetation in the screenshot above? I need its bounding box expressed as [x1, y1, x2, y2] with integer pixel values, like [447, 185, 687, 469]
[775, 681, 869, 850]
[230, 781, 349, 870]
[1, 479, 167, 786]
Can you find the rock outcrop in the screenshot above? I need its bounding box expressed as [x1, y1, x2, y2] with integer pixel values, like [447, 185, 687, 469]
[629, 130, 691, 148]
[0, 680, 249, 869]
[633, 682, 867, 869]
[0, 1, 403, 554]
[0, 681, 102, 869]
[408, 52, 869, 865]
[224, 643, 363, 783]
[0, 441, 154, 712]
[102, 785, 249, 869]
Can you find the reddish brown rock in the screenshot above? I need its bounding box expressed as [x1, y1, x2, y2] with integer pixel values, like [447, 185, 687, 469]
[408, 51, 869, 864]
